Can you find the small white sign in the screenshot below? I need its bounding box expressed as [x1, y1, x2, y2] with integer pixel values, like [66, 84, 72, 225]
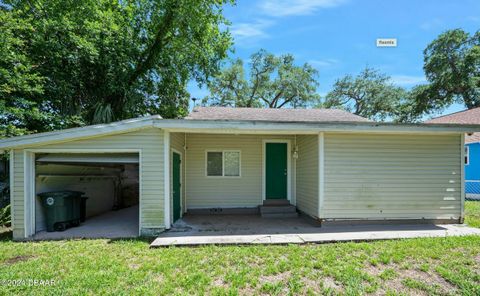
[376, 38, 397, 47]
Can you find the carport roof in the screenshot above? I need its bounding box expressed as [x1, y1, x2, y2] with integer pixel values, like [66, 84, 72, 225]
[1, 113, 480, 150]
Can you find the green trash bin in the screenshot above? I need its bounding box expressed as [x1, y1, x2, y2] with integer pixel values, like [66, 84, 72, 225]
[80, 196, 88, 222]
[38, 191, 84, 232]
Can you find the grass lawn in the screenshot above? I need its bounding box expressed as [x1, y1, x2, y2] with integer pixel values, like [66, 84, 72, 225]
[0, 204, 479, 295]
[466, 201, 480, 228]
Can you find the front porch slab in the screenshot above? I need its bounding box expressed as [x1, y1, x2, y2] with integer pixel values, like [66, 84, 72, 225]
[150, 214, 480, 247]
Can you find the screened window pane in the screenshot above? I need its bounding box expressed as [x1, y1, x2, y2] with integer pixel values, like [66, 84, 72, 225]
[207, 152, 223, 176]
[224, 151, 240, 176]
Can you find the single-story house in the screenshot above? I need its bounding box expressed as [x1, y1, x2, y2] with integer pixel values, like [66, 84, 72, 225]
[426, 107, 480, 198]
[1, 107, 479, 240]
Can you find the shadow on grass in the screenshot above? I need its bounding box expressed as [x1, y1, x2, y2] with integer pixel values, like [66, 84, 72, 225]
[106, 236, 154, 245]
[0, 226, 153, 245]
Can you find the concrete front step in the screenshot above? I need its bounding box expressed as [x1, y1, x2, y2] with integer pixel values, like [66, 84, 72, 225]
[260, 202, 298, 218]
[261, 212, 299, 218]
[260, 205, 297, 214]
[262, 199, 290, 206]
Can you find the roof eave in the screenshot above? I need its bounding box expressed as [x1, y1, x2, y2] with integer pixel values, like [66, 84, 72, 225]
[156, 119, 480, 134]
[1, 117, 480, 151]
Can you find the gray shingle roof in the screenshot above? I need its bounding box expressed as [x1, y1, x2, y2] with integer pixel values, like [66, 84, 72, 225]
[185, 107, 371, 123]
[425, 107, 480, 125]
[425, 107, 480, 143]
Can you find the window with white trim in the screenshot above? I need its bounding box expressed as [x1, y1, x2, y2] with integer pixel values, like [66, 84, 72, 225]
[465, 146, 469, 165]
[206, 151, 241, 177]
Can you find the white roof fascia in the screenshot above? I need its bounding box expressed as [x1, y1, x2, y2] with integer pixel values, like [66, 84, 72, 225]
[0, 116, 159, 150]
[155, 119, 480, 134]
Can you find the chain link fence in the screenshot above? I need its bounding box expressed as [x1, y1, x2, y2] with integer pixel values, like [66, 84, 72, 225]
[466, 180, 480, 200]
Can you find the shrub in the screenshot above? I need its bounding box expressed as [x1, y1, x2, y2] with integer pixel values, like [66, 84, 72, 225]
[0, 204, 11, 227]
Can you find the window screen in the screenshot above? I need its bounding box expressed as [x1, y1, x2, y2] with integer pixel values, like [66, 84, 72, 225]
[224, 151, 240, 176]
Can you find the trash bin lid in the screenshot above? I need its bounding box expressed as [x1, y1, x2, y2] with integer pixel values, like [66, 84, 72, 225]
[37, 191, 85, 198]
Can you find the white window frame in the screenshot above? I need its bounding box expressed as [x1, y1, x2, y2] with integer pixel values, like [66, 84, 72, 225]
[465, 145, 470, 165]
[205, 150, 241, 178]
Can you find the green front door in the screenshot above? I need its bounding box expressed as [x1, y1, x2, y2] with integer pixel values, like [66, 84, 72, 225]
[172, 152, 181, 222]
[265, 142, 288, 199]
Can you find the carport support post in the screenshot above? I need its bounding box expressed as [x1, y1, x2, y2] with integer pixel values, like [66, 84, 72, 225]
[164, 131, 171, 229]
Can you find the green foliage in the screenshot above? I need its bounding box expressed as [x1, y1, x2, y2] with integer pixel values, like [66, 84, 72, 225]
[411, 29, 480, 118]
[0, 0, 233, 136]
[323, 67, 409, 121]
[204, 49, 320, 108]
[0, 205, 10, 227]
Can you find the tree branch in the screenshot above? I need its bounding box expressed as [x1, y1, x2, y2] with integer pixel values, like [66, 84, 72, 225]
[128, 3, 178, 86]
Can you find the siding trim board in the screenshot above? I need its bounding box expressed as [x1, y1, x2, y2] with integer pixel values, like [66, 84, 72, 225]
[318, 132, 325, 218]
[9, 150, 14, 229]
[164, 131, 171, 229]
[23, 151, 35, 237]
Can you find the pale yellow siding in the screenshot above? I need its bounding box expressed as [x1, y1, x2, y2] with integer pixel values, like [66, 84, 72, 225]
[296, 135, 319, 218]
[323, 133, 462, 220]
[185, 134, 294, 208]
[11, 128, 165, 239]
[170, 133, 186, 212]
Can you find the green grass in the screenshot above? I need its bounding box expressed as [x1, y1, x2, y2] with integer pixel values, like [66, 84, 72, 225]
[465, 201, 480, 228]
[0, 204, 480, 295]
[0, 233, 479, 295]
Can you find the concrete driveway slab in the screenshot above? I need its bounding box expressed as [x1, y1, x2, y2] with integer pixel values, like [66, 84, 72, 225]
[150, 215, 480, 247]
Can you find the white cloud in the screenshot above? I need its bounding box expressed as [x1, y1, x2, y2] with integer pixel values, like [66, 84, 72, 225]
[309, 58, 339, 68]
[260, 0, 346, 17]
[230, 20, 273, 43]
[390, 75, 426, 86]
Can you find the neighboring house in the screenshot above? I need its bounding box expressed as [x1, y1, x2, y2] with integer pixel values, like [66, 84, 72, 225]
[426, 107, 480, 199]
[0, 107, 479, 241]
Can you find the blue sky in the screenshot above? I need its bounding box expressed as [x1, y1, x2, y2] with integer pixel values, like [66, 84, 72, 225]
[188, 0, 480, 118]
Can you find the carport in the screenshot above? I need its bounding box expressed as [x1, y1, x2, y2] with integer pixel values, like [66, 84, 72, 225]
[31, 152, 140, 239]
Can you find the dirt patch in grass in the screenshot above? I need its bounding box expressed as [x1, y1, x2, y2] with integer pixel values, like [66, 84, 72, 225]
[3, 255, 36, 265]
[472, 253, 480, 265]
[259, 271, 291, 283]
[212, 278, 226, 288]
[321, 276, 344, 292]
[368, 262, 457, 295]
[365, 260, 457, 295]
[301, 278, 322, 294]
[365, 263, 388, 276]
[128, 263, 141, 270]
